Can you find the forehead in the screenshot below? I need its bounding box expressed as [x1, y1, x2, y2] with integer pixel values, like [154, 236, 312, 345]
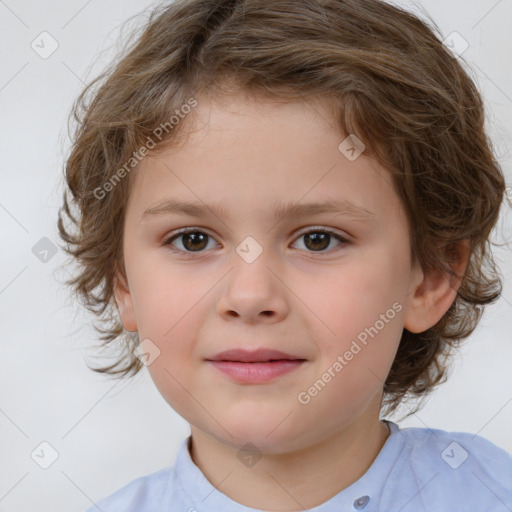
[127, 93, 403, 225]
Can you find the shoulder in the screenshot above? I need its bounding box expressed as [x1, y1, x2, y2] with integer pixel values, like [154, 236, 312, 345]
[398, 424, 512, 474]
[84, 465, 173, 512]
[385, 423, 512, 511]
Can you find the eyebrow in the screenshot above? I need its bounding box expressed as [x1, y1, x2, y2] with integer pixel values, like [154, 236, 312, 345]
[142, 198, 378, 224]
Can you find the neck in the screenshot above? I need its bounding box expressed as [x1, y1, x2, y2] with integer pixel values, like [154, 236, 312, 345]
[189, 409, 390, 511]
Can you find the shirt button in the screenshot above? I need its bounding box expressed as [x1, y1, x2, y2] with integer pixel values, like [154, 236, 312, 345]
[353, 495, 370, 509]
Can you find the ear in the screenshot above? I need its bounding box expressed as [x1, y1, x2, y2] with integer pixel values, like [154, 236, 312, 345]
[403, 240, 470, 334]
[113, 264, 138, 332]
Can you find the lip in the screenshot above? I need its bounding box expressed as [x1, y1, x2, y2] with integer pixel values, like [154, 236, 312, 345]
[205, 349, 307, 384]
[206, 348, 304, 362]
[207, 360, 306, 384]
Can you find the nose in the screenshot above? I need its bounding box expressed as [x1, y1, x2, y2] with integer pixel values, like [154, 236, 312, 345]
[216, 256, 289, 324]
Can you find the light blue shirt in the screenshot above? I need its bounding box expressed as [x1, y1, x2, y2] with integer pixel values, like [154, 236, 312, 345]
[85, 420, 512, 511]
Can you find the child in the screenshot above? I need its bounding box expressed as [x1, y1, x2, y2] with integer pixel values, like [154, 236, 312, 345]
[58, 0, 512, 510]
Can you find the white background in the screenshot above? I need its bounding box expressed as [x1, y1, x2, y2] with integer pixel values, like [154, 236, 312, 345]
[0, 0, 511, 510]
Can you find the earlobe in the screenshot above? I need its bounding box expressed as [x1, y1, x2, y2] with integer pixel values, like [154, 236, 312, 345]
[113, 267, 138, 332]
[403, 240, 470, 334]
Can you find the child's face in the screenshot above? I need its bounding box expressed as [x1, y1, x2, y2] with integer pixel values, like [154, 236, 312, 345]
[115, 93, 424, 453]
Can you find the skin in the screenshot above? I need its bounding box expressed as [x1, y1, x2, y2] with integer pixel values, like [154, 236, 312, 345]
[114, 92, 469, 510]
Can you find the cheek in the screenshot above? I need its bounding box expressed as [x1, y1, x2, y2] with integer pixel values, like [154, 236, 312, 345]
[127, 248, 204, 335]
[136, 284, 201, 358]
[138, 281, 207, 417]
[308, 261, 402, 334]
[126, 254, 206, 393]
[302, 254, 406, 378]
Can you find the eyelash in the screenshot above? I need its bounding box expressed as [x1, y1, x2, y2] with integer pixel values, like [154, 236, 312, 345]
[163, 227, 350, 255]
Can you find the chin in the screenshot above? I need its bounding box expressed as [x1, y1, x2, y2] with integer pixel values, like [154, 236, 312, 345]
[214, 418, 304, 454]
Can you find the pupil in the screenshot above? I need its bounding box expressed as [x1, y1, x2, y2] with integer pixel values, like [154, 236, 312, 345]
[184, 232, 207, 251]
[306, 233, 329, 251]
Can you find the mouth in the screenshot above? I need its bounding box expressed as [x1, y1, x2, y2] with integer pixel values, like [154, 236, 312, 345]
[205, 349, 307, 384]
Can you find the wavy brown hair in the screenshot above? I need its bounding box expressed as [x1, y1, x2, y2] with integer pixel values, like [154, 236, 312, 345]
[57, 0, 507, 417]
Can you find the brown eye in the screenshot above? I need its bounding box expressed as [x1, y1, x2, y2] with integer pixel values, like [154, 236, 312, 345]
[165, 230, 217, 252]
[292, 229, 348, 253]
[303, 232, 330, 251]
